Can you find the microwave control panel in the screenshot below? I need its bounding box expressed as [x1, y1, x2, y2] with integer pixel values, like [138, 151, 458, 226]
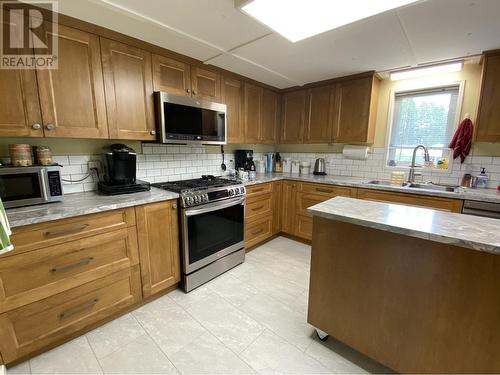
[48, 171, 63, 197]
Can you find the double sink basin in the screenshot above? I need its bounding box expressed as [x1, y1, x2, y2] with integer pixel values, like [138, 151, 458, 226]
[365, 180, 460, 193]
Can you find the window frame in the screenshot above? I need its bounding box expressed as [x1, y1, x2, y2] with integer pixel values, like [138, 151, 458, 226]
[384, 80, 466, 173]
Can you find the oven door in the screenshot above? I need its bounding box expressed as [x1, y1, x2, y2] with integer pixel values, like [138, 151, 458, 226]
[0, 168, 49, 208]
[182, 196, 245, 274]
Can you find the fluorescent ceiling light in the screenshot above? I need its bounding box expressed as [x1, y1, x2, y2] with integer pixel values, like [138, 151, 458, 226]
[239, 0, 419, 42]
[390, 62, 464, 81]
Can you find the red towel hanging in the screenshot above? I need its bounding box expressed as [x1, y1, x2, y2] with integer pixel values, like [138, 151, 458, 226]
[448, 116, 474, 163]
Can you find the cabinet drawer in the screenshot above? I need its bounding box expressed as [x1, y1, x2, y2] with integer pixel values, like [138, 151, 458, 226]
[246, 182, 272, 197]
[245, 215, 273, 248]
[0, 267, 142, 364]
[296, 192, 330, 217]
[299, 182, 356, 198]
[296, 215, 313, 241]
[10, 208, 136, 255]
[0, 228, 139, 313]
[356, 189, 464, 213]
[246, 193, 272, 221]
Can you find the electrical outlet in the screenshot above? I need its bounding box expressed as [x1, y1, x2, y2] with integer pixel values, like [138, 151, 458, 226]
[88, 160, 100, 170]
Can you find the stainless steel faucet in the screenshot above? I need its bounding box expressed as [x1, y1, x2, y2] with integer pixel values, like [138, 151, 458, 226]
[407, 145, 430, 183]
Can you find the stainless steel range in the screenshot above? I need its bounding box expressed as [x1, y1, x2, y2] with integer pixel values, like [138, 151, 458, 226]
[152, 176, 245, 292]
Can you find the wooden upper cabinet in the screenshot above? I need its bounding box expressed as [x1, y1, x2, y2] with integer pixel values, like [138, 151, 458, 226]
[281, 90, 307, 143]
[36, 23, 108, 138]
[243, 83, 262, 143]
[136, 200, 180, 297]
[0, 15, 42, 137]
[222, 77, 244, 144]
[191, 66, 221, 102]
[304, 85, 334, 143]
[152, 54, 191, 96]
[101, 38, 155, 141]
[476, 51, 500, 142]
[332, 75, 379, 144]
[261, 89, 280, 144]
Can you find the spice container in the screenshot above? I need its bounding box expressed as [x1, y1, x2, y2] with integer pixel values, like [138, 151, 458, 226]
[35, 146, 53, 165]
[9, 144, 32, 166]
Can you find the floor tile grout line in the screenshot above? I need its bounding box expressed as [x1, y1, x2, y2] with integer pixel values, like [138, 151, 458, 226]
[84, 334, 106, 374]
[129, 311, 182, 375]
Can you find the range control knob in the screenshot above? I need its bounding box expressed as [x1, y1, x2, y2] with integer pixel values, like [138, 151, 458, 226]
[240, 187, 245, 194]
[185, 197, 192, 206]
[194, 196, 200, 203]
[203, 194, 208, 202]
[228, 189, 234, 196]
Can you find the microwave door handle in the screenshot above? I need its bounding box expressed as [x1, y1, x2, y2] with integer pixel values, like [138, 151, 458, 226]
[185, 196, 245, 216]
[39, 169, 50, 200]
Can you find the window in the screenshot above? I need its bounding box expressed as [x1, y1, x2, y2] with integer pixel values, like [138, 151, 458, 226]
[386, 85, 462, 169]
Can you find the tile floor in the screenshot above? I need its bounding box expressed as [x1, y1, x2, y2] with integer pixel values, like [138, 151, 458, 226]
[6, 236, 393, 374]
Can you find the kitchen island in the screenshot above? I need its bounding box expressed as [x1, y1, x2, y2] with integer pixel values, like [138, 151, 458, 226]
[307, 197, 500, 374]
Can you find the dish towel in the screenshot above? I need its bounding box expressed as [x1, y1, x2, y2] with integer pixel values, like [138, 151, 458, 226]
[0, 198, 13, 255]
[448, 117, 474, 163]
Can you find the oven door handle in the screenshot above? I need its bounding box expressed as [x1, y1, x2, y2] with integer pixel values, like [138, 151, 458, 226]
[184, 196, 245, 216]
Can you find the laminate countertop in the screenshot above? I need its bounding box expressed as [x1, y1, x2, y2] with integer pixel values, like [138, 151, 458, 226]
[243, 173, 500, 203]
[308, 196, 500, 255]
[6, 188, 179, 228]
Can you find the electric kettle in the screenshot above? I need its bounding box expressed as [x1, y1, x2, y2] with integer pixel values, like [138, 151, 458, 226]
[313, 158, 326, 175]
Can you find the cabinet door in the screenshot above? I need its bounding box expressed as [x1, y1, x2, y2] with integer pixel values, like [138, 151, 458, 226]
[476, 53, 500, 142]
[272, 181, 282, 235]
[191, 66, 221, 102]
[243, 83, 262, 143]
[222, 77, 244, 143]
[36, 23, 108, 138]
[101, 38, 155, 140]
[281, 90, 306, 143]
[333, 76, 377, 143]
[152, 54, 191, 96]
[281, 181, 297, 235]
[0, 15, 42, 137]
[261, 89, 280, 144]
[304, 85, 334, 143]
[136, 200, 180, 297]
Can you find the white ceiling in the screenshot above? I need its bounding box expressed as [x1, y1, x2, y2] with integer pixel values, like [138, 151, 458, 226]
[54, 0, 500, 88]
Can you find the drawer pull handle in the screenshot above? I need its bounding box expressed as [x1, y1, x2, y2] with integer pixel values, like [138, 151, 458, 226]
[44, 224, 89, 238]
[251, 205, 265, 211]
[316, 188, 333, 193]
[252, 188, 264, 193]
[50, 257, 95, 274]
[251, 228, 264, 235]
[59, 298, 99, 320]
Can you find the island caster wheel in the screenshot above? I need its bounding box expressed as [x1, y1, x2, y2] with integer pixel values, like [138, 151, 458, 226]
[315, 328, 329, 341]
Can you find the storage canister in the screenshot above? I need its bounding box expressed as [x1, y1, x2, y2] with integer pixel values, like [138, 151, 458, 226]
[9, 144, 32, 166]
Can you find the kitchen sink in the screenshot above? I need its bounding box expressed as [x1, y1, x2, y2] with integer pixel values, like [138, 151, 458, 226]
[364, 180, 460, 193]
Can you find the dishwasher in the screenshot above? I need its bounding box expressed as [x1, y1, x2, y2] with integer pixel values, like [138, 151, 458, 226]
[462, 200, 500, 219]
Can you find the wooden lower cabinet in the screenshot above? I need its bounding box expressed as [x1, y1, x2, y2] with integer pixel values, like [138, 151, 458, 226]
[356, 188, 464, 212]
[0, 267, 142, 363]
[245, 182, 281, 248]
[136, 200, 181, 297]
[0, 200, 182, 365]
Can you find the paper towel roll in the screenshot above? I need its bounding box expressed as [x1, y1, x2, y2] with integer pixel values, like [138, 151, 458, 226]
[342, 145, 370, 160]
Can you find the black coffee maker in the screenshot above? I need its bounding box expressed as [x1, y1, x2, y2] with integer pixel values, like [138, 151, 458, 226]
[98, 144, 150, 195]
[234, 150, 255, 171]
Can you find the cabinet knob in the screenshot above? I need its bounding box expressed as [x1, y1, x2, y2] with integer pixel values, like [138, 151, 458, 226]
[150, 130, 156, 136]
[172, 203, 177, 209]
[192, 90, 197, 95]
[185, 88, 191, 94]
[32, 123, 41, 130]
[45, 123, 55, 130]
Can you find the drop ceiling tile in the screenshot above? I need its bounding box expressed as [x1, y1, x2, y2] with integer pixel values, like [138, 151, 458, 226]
[231, 12, 414, 84]
[57, 0, 222, 61]
[208, 54, 298, 89]
[398, 0, 500, 63]
[93, 0, 272, 51]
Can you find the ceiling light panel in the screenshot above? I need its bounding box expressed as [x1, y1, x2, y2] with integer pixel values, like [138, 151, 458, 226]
[390, 62, 463, 81]
[239, 0, 419, 42]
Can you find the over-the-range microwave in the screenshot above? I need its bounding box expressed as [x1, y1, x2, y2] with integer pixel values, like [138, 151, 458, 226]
[154, 92, 227, 145]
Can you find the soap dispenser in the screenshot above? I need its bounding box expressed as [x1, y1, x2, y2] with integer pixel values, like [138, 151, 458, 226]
[475, 168, 488, 188]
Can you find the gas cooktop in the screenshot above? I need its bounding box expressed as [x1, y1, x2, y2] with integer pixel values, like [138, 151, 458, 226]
[152, 175, 245, 207]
